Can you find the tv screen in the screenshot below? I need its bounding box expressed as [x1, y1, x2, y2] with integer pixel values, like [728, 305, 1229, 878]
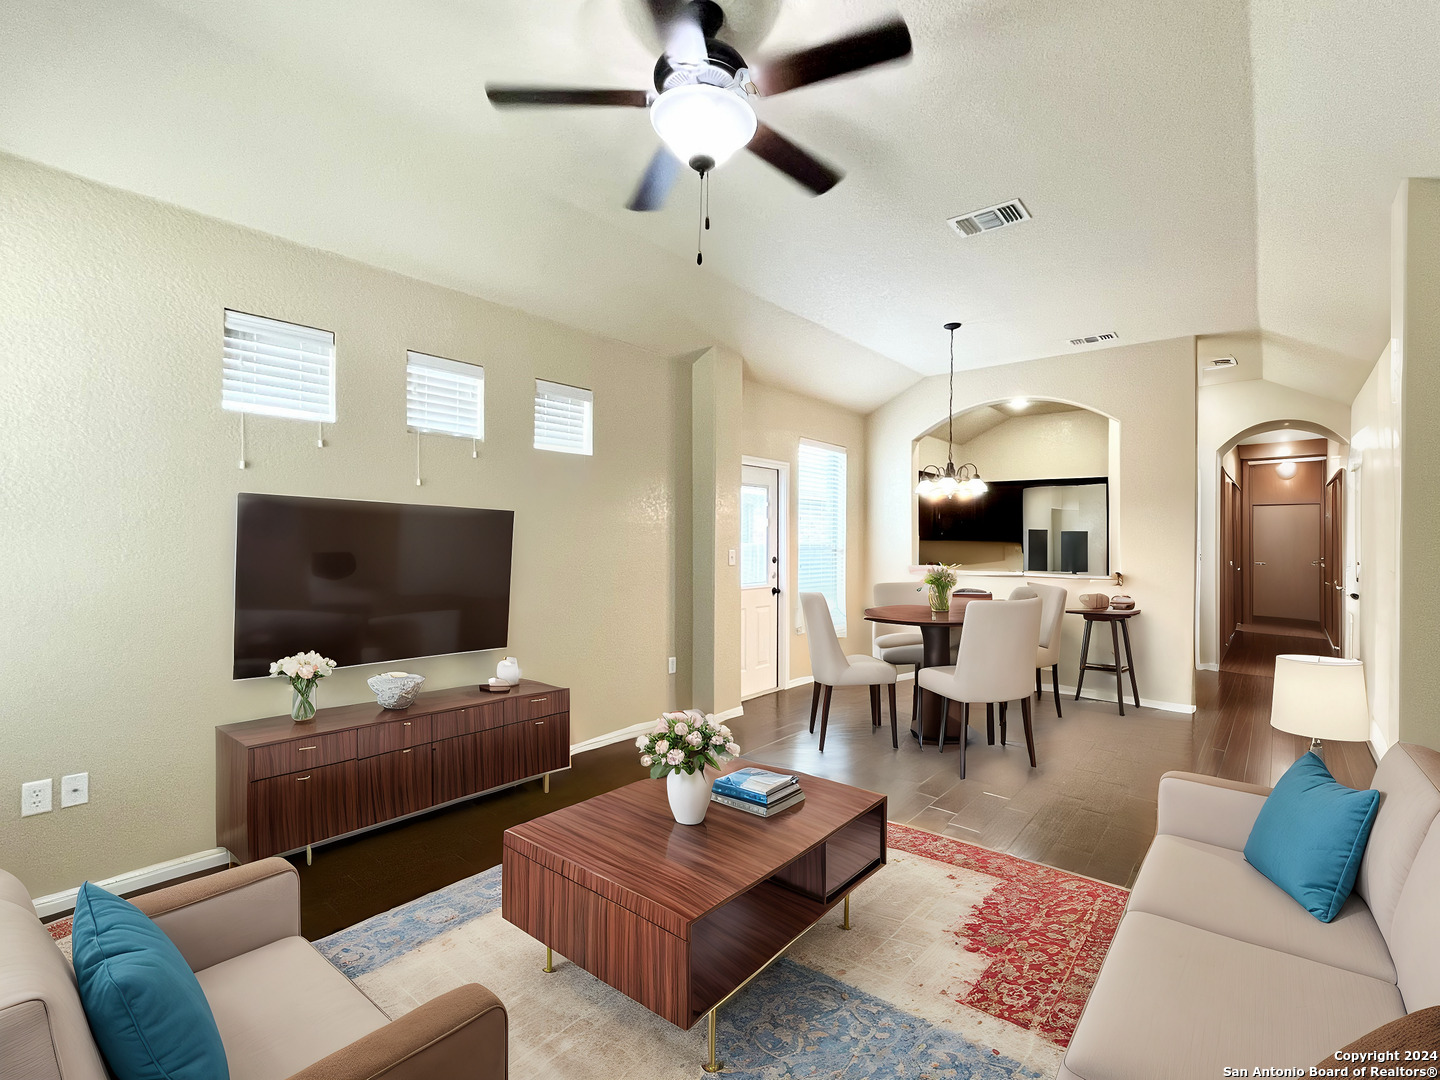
[233, 494, 514, 679]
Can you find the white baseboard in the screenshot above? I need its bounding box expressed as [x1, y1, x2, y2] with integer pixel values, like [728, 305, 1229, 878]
[31, 848, 232, 919]
[785, 675, 814, 689]
[569, 720, 655, 755]
[715, 705, 744, 722]
[1196, 662, 1220, 672]
[1056, 684, 1196, 716]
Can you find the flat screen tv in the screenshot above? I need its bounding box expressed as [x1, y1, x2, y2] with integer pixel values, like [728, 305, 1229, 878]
[233, 494, 514, 679]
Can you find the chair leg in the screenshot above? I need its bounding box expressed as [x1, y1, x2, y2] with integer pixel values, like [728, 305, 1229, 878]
[914, 685, 924, 748]
[986, 702, 995, 745]
[938, 699, 952, 753]
[957, 702, 968, 779]
[1021, 696, 1037, 768]
[1036, 667, 1043, 701]
[869, 684, 881, 727]
[887, 683, 898, 749]
[809, 681, 821, 734]
[818, 685, 834, 752]
[999, 700, 1008, 745]
[1052, 665, 1063, 718]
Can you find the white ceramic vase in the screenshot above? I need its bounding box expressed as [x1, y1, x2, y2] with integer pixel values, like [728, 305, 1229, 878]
[496, 656, 522, 685]
[666, 768, 711, 825]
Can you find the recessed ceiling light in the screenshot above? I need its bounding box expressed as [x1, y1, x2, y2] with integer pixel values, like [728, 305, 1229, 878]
[1010, 397, 1030, 409]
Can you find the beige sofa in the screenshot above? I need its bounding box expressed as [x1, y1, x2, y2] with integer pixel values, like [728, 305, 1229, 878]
[1061, 743, 1440, 1079]
[0, 858, 507, 1080]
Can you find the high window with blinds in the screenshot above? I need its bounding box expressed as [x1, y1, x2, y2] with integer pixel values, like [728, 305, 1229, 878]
[222, 310, 336, 422]
[406, 352, 484, 440]
[798, 439, 847, 636]
[533, 380, 593, 456]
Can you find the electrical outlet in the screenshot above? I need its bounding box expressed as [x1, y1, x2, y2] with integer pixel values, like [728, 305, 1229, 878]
[61, 772, 89, 808]
[667, 657, 677, 674]
[21, 779, 52, 817]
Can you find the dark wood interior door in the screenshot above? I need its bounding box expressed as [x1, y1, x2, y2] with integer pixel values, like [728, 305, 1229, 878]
[1252, 503, 1322, 621]
[1220, 472, 1240, 655]
[1323, 471, 1344, 652]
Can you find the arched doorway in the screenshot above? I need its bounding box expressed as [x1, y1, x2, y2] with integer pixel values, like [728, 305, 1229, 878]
[1213, 420, 1349, 662]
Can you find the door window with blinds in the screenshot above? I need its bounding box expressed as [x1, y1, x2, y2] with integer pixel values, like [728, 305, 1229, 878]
[534, 380, 593, 456]
[797, 439, 847, 635]
[406, 352, 483, 439]
[222, 310, 336, 422]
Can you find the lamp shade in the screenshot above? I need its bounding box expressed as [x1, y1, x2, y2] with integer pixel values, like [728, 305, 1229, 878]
[1270, 655, 1370, 742]
[650, 84, 757, 168]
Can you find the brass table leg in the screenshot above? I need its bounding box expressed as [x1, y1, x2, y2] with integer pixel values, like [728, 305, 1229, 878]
[543, 773, 550, 794]
[542, 947, 555, 974]
[305, 844, 312, 867]
[702, 1008, 723, 1072]
[841, 894, 851, 930]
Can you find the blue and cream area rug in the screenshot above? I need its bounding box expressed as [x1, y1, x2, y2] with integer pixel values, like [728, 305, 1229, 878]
[311, 825, 1126, 1079]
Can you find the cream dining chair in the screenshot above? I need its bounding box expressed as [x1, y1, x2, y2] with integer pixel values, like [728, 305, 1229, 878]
[915, 597, 1043, 778]
[800, 592, 899, 751]
[873, 581, 961, 717]
[1026, 581, 1069, 716]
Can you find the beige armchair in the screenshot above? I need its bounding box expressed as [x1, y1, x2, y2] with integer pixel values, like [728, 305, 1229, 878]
[0, 858, 507, 1080]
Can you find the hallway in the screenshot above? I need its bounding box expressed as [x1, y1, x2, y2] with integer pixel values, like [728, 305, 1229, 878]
[1194, 629, 1375, 789]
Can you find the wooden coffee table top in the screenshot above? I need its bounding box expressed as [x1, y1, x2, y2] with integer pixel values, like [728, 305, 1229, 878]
[503, 760, 884, 938]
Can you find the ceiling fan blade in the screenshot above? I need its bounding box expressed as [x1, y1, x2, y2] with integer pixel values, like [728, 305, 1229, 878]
[746, 123, 843, 195]
[627, 147, 683, 212]
[641, 0, 707, 67]
[753, 17, 912, 96]
[485, 86, 650, 108]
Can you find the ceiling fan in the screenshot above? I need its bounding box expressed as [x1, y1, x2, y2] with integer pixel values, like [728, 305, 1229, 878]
[485, 0, 911, 214]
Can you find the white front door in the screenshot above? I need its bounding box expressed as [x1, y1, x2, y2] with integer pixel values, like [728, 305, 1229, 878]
[740, 465, 781, 698]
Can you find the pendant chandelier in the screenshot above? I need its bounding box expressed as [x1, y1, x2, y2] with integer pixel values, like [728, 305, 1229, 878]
[915, 322, 989, 501]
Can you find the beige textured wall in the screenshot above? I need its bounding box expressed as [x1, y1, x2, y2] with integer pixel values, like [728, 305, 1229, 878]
[869, 338, 1198, 711]
[0, 154, 691, 896]
[692, 347, 743, 716]
[914, 409, 1110, 483]
[740, 379, 867, 683]
[1396, 179, 1440, 750]
[1351, 345, 1400, 754]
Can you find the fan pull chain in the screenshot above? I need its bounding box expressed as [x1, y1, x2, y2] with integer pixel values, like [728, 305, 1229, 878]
[704, 170, 711, 231]
[696, 174, 704, 266]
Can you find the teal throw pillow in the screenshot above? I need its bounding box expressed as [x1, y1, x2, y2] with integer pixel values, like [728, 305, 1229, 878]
[1244, 751, 1380, 923]
[71, 882, 229, 1080]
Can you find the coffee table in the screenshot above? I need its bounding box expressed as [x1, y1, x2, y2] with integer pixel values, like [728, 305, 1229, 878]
[502, 760, 887, 1072]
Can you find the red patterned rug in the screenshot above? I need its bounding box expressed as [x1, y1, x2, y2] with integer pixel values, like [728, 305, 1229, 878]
[888, 823, 1128, 1048]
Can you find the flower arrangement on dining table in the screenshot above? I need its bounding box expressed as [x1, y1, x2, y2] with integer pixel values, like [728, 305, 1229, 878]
[922, 562, 961, 613]
[270, 651, 337, 721]
[637, 710, 740, 778]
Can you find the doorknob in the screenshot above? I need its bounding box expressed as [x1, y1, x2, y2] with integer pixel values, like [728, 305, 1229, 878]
[1254, 561, 1267, 566]
[771, 586, 781, 596]
[1311, 560, 1320, 566]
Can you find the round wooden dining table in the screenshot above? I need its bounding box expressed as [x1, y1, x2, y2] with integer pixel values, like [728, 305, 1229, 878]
[863, 592, 992, 744]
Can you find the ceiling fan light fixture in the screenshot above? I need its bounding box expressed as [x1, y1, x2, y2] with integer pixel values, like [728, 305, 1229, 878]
[650, 84, 757, 170]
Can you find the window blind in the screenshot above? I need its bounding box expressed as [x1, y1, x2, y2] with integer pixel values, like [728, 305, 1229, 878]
[797, 439, 847, 636]
[222, 310, 336, 422]
[533, 380, 593, 456]
[406, 352, 484, 439]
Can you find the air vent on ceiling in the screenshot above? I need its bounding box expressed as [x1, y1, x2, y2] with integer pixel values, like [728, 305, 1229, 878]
[1069, 332, 1119, 346]
[1209, 355, 1238, 368]
[948, 199, 1030, 237]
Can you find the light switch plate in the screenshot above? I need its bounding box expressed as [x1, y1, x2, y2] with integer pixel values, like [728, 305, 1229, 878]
[61, 772, 89, 808]
[727, 549, 737, 566]
[668, 656, 677, 674]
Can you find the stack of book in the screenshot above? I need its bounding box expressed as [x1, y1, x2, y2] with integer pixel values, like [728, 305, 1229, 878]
[710, 768, 805, 817]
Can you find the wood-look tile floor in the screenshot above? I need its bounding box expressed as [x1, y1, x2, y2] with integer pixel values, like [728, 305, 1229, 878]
[288, 630, 1376, 939]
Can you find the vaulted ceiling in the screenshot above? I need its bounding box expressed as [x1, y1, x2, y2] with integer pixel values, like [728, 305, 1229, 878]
[1, 0, 1436, 412]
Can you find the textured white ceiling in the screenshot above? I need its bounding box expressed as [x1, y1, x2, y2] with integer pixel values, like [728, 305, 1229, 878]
[0, 0, 1434, 411]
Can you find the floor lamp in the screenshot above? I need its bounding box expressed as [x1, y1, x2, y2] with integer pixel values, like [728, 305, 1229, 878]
[1269, 654, 1371, 764]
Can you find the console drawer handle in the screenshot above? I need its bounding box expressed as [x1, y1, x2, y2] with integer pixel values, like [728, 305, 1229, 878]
[535, 721, 545, 726]
[530, 698, 547, 704]
[296, 775, 311, 781]
[297, 746, 317, 752]
[403, 721, 412, 727]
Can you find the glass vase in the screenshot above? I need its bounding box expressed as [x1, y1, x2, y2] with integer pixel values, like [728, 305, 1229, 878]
[291, 682, 318, 722]
[928, 585, 951, 614]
